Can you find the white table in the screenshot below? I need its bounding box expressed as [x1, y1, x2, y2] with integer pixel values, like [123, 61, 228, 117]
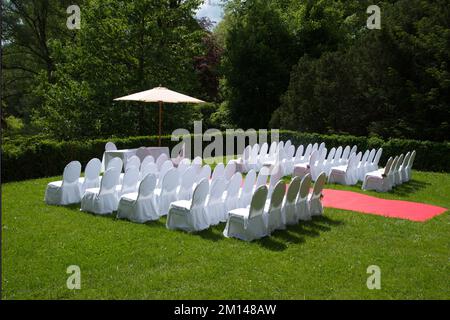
[103, 147, 170, 171]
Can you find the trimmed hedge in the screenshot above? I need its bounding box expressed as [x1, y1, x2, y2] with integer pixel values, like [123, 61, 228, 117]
[2, 131, 449, 182]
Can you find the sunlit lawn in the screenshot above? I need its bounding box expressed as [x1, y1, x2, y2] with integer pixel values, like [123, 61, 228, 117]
[2, 170, 449, 299]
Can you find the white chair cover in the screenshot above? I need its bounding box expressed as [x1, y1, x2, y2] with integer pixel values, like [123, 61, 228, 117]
[223, 172, 243, 218]
[405, 151, 416, 182]
[266, 181, 286, 233]
[224, 161, 236, 181]
[155, 168, 179, 216]
[268, 164, 283, 197]
[211, 163, 225, 182]
[167, 179, 210, 232]
[205, 177, 227, 226]
[156, 153, 169, 170]
[284, 176, 301, 225]
[239, 169, 256, 208]
[297, 174, 312, 221]
[197, 165, 212, 184]
[117, 174, 158, 223]
[294, 150, 318, 179]
[394, 154, 404, 186]
[309, 172, 327, 216]
[78, 158, 101, 196]
[125, 155, 141, 171]
[116, 167, 140, 200]
[399, 152, 411, 183]
[140, 162, 158, 181]
[101, 142, 117, 172]
[357, 150, 370, 181]
[362, 157, 394, 192]
[324, 147, 336, 176]
[81, 168, 120, 214]
[311, 148, 327, 181]
[157, 160, 174, 187]
[45, 161, 82, 205]
[177, 167, 197, 201]
[294, 145, 304, 165]
[223, 186, 269, 242]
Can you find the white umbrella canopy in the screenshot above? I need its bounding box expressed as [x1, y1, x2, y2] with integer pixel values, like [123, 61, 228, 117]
[114, 86, 206, 146]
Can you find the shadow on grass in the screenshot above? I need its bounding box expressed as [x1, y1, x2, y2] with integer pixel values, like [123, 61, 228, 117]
[389, 179, 430, 197]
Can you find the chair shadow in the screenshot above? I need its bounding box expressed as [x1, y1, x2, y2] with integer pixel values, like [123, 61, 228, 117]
[389, 179, 430, 197]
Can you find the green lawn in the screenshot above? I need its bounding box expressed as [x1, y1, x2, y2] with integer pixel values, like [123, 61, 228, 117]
[2, 170, 449, 299]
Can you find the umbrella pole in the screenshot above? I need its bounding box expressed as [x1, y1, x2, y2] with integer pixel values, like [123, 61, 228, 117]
[158, 101, 163, 147]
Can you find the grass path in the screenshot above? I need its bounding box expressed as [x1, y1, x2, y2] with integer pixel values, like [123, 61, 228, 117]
[2, 171, 449, 299]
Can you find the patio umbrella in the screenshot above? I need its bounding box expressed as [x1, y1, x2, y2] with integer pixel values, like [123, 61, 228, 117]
[114, 86, 205, 146]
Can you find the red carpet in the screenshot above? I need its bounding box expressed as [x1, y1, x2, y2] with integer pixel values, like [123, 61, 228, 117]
[321, 189, 447, 222]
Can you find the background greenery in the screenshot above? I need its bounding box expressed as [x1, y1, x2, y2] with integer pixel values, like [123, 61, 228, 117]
[2, 0, 449, 142]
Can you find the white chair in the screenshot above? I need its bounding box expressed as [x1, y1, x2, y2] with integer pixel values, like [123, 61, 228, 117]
[258, 143, 269, 168]
[45, 161, 82, 205]
[368, 148, 383, 173]
[363, 149, 376, 178]
[176, 161, 190, 178]
[266, 181, 286, 234]
[328, 154, 358, 185]
[78, 158, 101, 196]
[311, 148, 327, 181]
[237, 145, 252, 173]
[300, 144, 313, 163]
[197, 165, 212, 184]
[177, 167, 197, 201]
[136, 147, 149, 162]
[140, 162, 158, 181]
[154, 168, 179, 216]
[205, 177, 227, 226]
[284, 140, 292, 153]
[255, 166, 270, 190]
[350, 145, 358, 156]
[211, 163, 225, 182]
[81, 168, 121, 214]
[116, 167, 140, 200]
[156, 153, 169, 170]
[239, 169, 256, 208]
[248, 144, 260, 171]
[284, 176, 301, 225]
[309, 172, 327, 216]
[357, 150, 370, 181]
[101, 142, 117, 172]
[223, 186, 269, 242]
[283, 145, 296, 175]
[405, 151, 416, 182]
[106, 157, 123, 172]
[399, 152, 411, 183]
[318, 142, 326, 155]
[223, 172, 243, 217]
[157, 160, 174, 187]
[294, 150, 318, 179]
[362, 157, 394, 192]
[294, 145, 304, 165]
[297, 174, 312, 221]
[126, 155, 141, 171]
[268, 164, 284, 197]
[167, 179, 210, 233]
[323, 147, 336, 176]
[340, 146, 351, 165]
[394, 154, 404, 186]
[117, 174, 158, 223]
[140, 155, 155, 170]
[388, 156, 399, 189]
[224, 161, 236, 181]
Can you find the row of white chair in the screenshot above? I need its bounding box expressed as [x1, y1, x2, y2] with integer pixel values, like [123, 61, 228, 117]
[362, 151, 416, 192]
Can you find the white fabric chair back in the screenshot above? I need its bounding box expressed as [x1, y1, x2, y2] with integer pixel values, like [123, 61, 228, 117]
[156, 154, 169, 170]
[259, 143, 268, 159]
[107, 157, 123, 172]
[342, 146, 351, 160]
[396, 154, 404, 171]
[361, 150, 370, 164]
[243, 145, 251, 161]
[333, 147, 343, 163]
[255, 167, 270, 189]
[408, 151, 416, 168]
[84, 158, 101, 181]
[312, 143, 319, 153]
[373, 148, 383, 166]
[209, 178, 227, 202]
[268, 181, 286, 212]
[141, 156, 155, 169]
[191, 179, 210, 209]
[126, 155, 141, 171]
[242, 170, 256, 195]
[367, 149, 376, 164]
[347, 154, 358, 172]
[63, 161, 82, 185]
[383, 157, 394, 175]
[350, 145, 358, 155]
[136, 147, 148, 161]
[226, 172, 243, 199]
[389, 156, 399, 175]
[212, 163, 225, 181]
[138, 174, 157, 200]
[193, 156, 203, 166]
[318, 142, 326, 155]
[317, 148, 327, 164]
[178, 167, 197, 200]
[198, 165, 212, 183]
[284, 140, 292, 152]
[286, 176, 301, 205]
[180, 158, 191, 166]
[100, 168, 120, 195]
[268, 142, 277, 156]
[176, 162, 189, 177]
[248, 186, 268, 219]
[309, 150, 319, 167]
[402, 152, 411, 167]
[298, 174, 312, 201]
[312, 172, 327, 197]
[269, 164, 283, 195]
[295, 145, 304, 161]
[326, 148, 336, 162]
[161, 168, 179, 193]
[141, 163, 158, 180]
[158, 160, 174, 185]
[224, 161, 236, 181]
[303, 144, 313, 159]
[105, 142, 117, 151]
[287, 145, 295, 159]
[121, 167, 140, 195]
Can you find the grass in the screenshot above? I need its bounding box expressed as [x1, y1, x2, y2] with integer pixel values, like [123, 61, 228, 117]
[2, 170, 449, 300]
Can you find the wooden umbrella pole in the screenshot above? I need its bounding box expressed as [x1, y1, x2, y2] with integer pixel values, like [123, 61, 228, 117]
[159, 101, 163, 147]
